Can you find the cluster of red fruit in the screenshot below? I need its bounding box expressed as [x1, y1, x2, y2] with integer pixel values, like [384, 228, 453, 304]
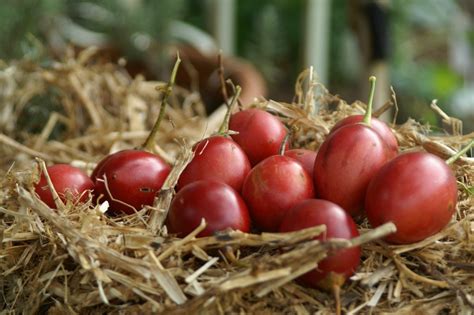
[34, 77, 462, 292]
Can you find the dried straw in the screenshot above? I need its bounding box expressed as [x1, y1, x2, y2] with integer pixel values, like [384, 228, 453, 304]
[0, 53, 472, 314]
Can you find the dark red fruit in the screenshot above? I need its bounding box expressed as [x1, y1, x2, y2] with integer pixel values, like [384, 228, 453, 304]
[279, 199, 360, 289]
[331, 115, 398, 158]
[90, 154, 111, 181]
[229, 108, 288, 165]
[366, 152, 458, 244]
[242, 155, 314, 231]
[35, 164, 94, 209]
[176, 136, 251, 192]
[167, 180, 250, 237]
[284, 148, 317, 176]
[313, 124, 392, 217]
[93, 150, 170, 215]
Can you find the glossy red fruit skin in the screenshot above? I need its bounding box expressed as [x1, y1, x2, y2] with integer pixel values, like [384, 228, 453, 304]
[242, 155, 314, 231]
[313, 123, 391, 217]
[279, 199, 360, 288]
[35, 164, 95, 209]
[366, 152, 458, 244]
[93, 150, 171, 215]
[90, 154, 111, 181]
[331, 115, 398, 158]
[229, 108, 288, 165]
[176, 136, 251, 192]
[284, 149, 317, 176]
[167, 180, 251, 237]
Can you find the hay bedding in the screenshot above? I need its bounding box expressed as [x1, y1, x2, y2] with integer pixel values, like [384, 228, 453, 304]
[0, 49, 473, 314]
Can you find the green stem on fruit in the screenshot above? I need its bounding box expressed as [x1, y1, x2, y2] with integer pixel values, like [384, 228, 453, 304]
[446, 139, 474, 165]
[362, 76, 377, 127]
[218, 85, 242, 134]
[143, 53, 181, 152]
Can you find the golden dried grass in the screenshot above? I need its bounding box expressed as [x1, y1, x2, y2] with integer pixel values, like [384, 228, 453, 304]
[0, 50, 473, 314]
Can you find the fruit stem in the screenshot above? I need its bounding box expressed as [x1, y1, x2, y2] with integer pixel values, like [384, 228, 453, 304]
[143, 53, 181, 151]
[279, 129, 291, 155]
[218, 85, 242, 134]
[362, 76, 377, 127]
[332, 284, 341, 315]
[446, 139, 474, 165]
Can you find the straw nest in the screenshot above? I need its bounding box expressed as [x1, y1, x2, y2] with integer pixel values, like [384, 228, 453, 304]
[0, 49, 473, 314]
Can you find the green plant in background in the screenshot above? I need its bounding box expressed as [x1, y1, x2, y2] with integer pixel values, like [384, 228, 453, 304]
[0, 0, 64, 60]
[243, 4, 287, 85]
[236, 0, 303, 97]
[390, 0, 467, 128]
[0, 0, 472, 131]
[0, 0, 188, 63]
[329, 0, 360, 88]
[67, 0, 187, 76]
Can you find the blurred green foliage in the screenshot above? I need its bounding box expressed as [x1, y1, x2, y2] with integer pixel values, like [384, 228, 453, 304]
[68, 0, 186, 55]
[390, 0, 466, 126]
[0, 0, 64, 59]
[237, 0, 303, 88]
[0, 0, 472, 129]
[242, 4, 288, 85]
[329, 0, 357, 86]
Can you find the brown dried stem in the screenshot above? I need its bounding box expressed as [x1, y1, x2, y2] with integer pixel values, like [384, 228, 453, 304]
[35, 158, 66, 210]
